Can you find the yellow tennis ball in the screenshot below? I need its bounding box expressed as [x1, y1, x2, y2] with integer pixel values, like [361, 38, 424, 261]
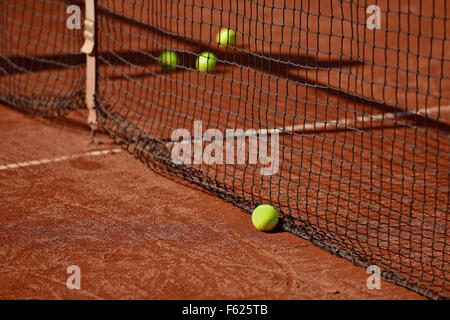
[216, 28, 236, 47]
[195, 51, 217, 73]
[252, 204, 279, 231]
[158, 50, 178, 72]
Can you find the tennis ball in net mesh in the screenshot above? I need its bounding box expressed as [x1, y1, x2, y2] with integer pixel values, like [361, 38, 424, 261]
[158, 50, 178, 72]
[195, 52, 217, 73]
[252, 204, 279, 231]
[216, 28, 236, 47]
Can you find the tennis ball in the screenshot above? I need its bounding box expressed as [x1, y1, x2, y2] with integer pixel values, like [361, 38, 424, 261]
[195, 51, 217, 73]
[158, 50, 178, 72]
[252, 204, 279, 232]
[216, 28, 236, 47]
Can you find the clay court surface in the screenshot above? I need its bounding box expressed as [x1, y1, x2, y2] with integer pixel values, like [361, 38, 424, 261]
[0, 105, 424, 299]
[1, 0, 448, 300]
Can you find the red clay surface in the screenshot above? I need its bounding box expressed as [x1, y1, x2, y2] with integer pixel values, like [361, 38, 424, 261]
[0, 105, 424, 299]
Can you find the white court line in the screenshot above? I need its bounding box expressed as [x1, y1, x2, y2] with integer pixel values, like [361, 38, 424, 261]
[0, 149, 121, 171]
[261, 105, 450, 135]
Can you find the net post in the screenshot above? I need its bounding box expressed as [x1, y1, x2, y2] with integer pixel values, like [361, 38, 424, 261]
[81, 0, 97, 142]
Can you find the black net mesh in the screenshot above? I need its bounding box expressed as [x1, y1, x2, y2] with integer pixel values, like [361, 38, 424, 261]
[96, 0, 449, 299]
[0, 0, 86, 117]
[2, 0, 448, 299]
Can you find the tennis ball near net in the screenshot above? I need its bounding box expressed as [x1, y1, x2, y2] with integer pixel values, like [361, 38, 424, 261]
[158, 50, 178, 72]
[252, 204, 279, 232]
[216, 28, 236, 47]
[195, 52, 217, 73]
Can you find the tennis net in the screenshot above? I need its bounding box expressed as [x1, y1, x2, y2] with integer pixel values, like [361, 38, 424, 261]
[0, 0, 86, 117]
[95, 0, 449, 299]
